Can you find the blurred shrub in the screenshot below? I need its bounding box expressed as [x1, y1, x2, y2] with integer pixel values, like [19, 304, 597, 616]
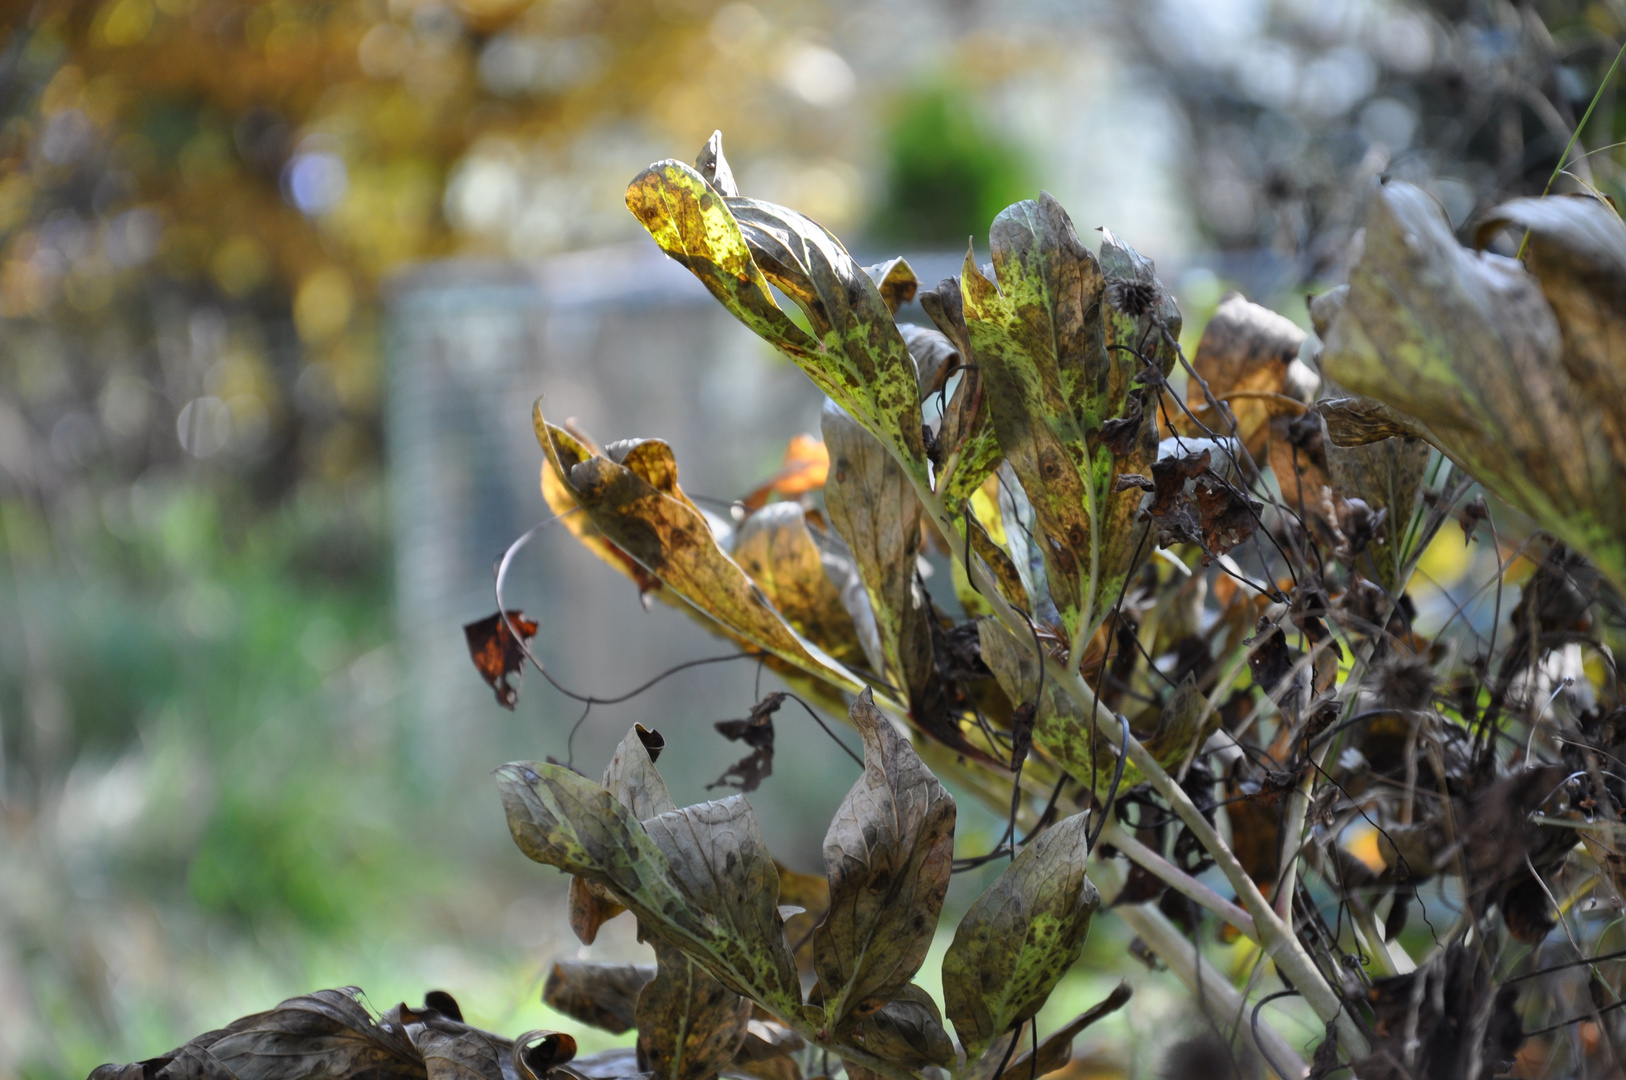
[872, 84, 1035, 246]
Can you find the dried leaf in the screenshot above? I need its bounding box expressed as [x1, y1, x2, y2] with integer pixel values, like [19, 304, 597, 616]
[1004, 980, 1132, 1079]
[823, 401, 994, 763]
[1186, 292, 1308, 458]
[464, 611, 538, 710]
[626, 150, 927, 480]
[732, 503, 864, 668]
[813, 689, 956, 1027]
[961, 195, 1173, 642]
[1321, 182, 1626, 588]
[866, 257, 919, 315]
[570, 725, 678, 943]
[89, 989, 568, 1080]
[542, 961, 653, 1035]
[636, 941, 753, 1080]
[496, 761, 802, 1015]
[741, 435, 830, 511]
[536, 404, 870, 705]
[942, 812, 1100, 1060]
[838, 985, 955, 1070]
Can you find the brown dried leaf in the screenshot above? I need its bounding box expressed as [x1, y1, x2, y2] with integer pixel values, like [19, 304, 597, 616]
[732, 503, 863, 667]
[1186, 292, 1308, 458]
[463, 611, 538, 710]
[813, 689, 956, 1027]
[740, 435, 830, 512]
[536, 404, 870, 705]
[542, 961, 653, 1035]
[1004, 980, 1132, 1079]
[636, 941, 752, 1080]
[89, 989, 571, 1080]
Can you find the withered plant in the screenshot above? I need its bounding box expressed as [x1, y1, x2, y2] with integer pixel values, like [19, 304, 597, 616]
[95, 133, 1626, 1080]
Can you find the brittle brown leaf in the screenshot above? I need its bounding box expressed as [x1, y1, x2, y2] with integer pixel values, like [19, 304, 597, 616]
[542, 961, 653, 1035]
[732, 503, 864, 668]
[813, 689, 956, 1027]
[1004, 980, 1132, 1080]
[636, 941, 752, 1080]
[463, 611, 538, 710]
[1186, 292, 1308, 458]
[88, 989, 567, 1080]
[941, 812, 1100, 1060]
[536, 403, 872, 707]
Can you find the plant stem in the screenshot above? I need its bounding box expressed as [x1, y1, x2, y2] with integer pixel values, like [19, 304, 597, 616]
[1516, 35, 1626, 259]
[1100, 879, 1311, 1078]
[1096, 818, 1258, 940]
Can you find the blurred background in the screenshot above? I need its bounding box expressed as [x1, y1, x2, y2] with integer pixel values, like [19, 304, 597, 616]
[1, 0, 1622, 1076]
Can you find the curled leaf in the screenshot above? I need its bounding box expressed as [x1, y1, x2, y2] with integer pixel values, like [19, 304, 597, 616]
[627, 150, 926, 477]
[464, 611, 538, 709]
[542, 961, 653, 1035]
[1186, 292, 1309, 458]
[1321, 182, 1626, 588]
[535, 403, 870, 705]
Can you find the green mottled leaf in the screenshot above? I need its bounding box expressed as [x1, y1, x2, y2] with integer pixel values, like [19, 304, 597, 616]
[495, 762, 802, 1015]
[636, 941, 752, 1080]
[919, 273, 1001, 504]
[813, 690, 956, 1027]
[1321, 182, 1626, 588]
[627, 143, 926, 481]
[942, 811, 1099, 1060]
[962, 195, 1171, 644]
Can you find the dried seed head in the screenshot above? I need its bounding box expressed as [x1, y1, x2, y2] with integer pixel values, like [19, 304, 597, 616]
[1374, 654, 1436, 711]
[1107, 277, 1159, 318]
